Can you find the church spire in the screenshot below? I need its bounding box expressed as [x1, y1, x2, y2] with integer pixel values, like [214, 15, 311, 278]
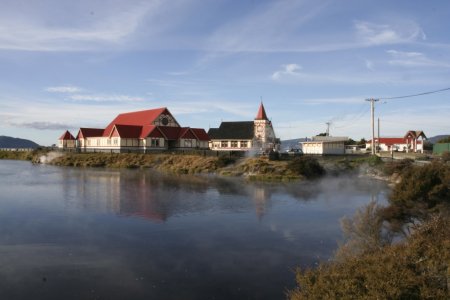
[255, 102, 268, 120]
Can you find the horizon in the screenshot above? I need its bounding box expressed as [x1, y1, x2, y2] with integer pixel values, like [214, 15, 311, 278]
[1, 0, 449, 146]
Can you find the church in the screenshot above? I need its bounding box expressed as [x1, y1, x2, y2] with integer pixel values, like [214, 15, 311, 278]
[208, 103, 280, 152]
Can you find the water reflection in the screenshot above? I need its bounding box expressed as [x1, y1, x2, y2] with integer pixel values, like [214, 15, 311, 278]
[62, 168, 388, 224]
[0, 161, 389, 300]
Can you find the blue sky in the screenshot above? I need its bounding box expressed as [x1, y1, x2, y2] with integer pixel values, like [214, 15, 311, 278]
[0, 0, 449, 145]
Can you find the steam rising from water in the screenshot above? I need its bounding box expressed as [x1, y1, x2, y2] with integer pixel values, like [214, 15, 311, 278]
[39, 151, 63, 164]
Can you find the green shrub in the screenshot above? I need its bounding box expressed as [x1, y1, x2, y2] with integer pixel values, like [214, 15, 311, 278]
[384, 158, 414, 175]
[389, 162, 450, 209]
[287, 156, 325, 179]
[289, 215, 450, 300]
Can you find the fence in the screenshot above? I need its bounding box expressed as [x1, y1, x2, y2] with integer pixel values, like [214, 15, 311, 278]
[433, 143, 450, 155]
[0, 148, 35, 152]
[58, 147, 247, 158]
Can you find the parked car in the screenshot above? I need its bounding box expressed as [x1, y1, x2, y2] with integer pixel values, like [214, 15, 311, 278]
[286, 148, 303, 155]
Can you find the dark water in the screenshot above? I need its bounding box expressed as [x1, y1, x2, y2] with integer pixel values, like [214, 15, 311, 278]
[0, 160, 388, 300]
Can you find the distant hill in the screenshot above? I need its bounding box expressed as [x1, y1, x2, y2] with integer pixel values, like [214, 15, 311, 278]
[0, 136, 40, 148]
[427, 135, 450, 144]
[281, 138, 307, 150]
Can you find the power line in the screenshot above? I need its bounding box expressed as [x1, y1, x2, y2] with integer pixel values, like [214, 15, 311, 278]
[379, 87, 450, 100]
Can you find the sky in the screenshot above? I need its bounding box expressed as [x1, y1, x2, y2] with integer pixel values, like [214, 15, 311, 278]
[0, 0, 449, 146]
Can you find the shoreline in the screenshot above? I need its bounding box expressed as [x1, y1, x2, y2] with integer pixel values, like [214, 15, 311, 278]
[0, 150, 392, 182]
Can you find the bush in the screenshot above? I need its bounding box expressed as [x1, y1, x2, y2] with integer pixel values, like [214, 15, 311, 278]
[215, 156, 236, 168]
[442, 151, 450, 162]
[268, 150, 280, 161]
[288, 215, 450, 300]
[287, 156, 325, 179]
[389, 162, 450, 209]
[384, 158, 414, 175]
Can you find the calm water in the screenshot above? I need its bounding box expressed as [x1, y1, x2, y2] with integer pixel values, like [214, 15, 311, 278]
[0, 160, 388, 300]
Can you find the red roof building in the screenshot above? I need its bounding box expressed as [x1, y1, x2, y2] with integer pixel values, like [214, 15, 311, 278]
[366, 131, 426, 153]
[58, 107, 210, 152]
[58, 130, 76, 149]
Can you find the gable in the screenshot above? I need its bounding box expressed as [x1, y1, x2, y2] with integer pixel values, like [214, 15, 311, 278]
[140, 125, 165, 139]
[103, 107, 168, 137]
[191, 128, 210, 141]
[59, 130, 75, 140]
[77, 128, 104, 139]
[179, 128, 197, 139]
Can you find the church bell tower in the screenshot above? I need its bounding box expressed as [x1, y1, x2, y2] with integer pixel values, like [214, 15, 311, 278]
[254, 102, 277, 151]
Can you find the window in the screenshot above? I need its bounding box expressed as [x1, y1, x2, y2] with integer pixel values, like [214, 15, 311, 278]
[221, 141, 228, 148]
[231, 141, 238, 148]
[151, 138, 159, 147]
[96, 139, 100, 146]
[107, 139, 111, 146]
[184, 139, 192, 147]
[113, 138, 118, 145]
[87, 140, 91, 146]
[240, 141, 248, 148]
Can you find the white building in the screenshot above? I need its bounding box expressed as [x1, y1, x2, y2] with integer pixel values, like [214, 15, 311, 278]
[366, 131, 426, 153]
[300, 136, 348, 155]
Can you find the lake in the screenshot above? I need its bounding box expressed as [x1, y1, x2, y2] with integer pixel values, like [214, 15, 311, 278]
[0, 160, 388, 300]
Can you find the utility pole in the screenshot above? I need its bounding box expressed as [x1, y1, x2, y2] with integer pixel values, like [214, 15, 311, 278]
[377, 118, 380, 153]
[365, 98, 379, 155]
[325, 122, 331, 136]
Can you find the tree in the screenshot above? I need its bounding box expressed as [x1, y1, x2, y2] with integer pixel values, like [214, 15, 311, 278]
[437, 136, 450, 143]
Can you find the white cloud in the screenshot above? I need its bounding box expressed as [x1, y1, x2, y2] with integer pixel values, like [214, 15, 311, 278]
[354, 21, 425, 46]
[272, 64, 302, 80]
[0, 1, 159, 51]
[11, 121, 76, 130]
[386, 49, 450, 67]
[302, 97, 366, 105]
[69, 94, 145, 102]
[205, 1, 329, 52]
[45, 86, 82, 93]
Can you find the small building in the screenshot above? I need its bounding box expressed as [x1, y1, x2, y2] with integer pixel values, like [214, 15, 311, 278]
[300, 136, 348, 155]
[59, 107, 209, 152]
[58, 130, 76, 149]
[208, 103, 280, 152]
[367, 131, 426, 153]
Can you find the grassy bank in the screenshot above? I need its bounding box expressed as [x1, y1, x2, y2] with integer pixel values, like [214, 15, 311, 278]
[39, 152, 329, 181]
[0, 150, 398, 181]
[0, 149, 48, 162]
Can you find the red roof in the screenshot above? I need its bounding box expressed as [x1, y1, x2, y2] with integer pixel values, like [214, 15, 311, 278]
[367, 138, 422, 145]
[111, 125, 142, 138]
[158, 126, 182, 140]
[59, 130, 75, 140]
[255, 102, 268, 120]
[179, 128, 197, 139]
[140, 125, 165, 139]
[404, 130, 427, 139]
[77, 128, 104, 139]
[191, 128, 210, 141]
[103, 107, 169, 137]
